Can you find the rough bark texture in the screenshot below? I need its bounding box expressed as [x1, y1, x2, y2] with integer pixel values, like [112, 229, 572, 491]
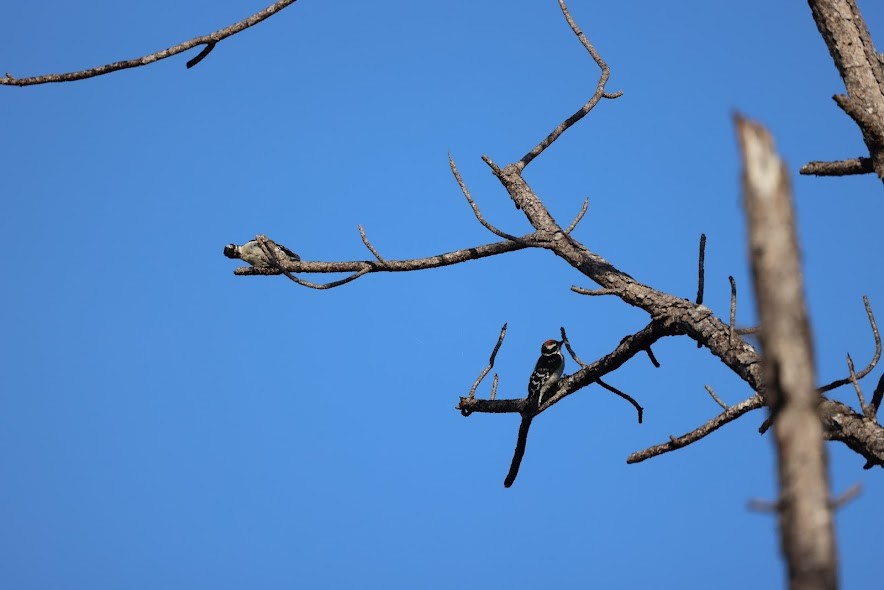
[805, 0, 884, 178]
[738, 116, 838, 590]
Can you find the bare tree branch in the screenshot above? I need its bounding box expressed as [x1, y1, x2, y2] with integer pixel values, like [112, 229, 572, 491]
[234, 237, 531, 285]
[818, 296, 880, 393]
[821, 398, 884, 468]
[806, 0, 884, 178]
[696, 233, 707, 305]
[829, 483, 862, 510]
[560, 327, 644, 423]
[627, 394, 765, 464]
[357, 225, 385, 263]
[565, 198, 590, 234]
[705, 384, 729, 410]
[729, 275, 738, 346]
[1, 0, 301, 86]
[737, 114, 837, 590]
[449, 154, 526, 242]
[466, 323, 508, 403]
[570, 286, 617, 296]
[516, 0, 621, 171]
[799, 157, 874, 176]
[596, 378, 644, 424]
[846, 354, 871, 419]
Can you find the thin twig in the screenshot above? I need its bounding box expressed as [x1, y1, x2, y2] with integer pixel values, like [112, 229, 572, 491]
[847, 354, 870, 418]
[467, 323, 508, 400]
[596, 378, 643, 423]
[560, 326, 587, 367]
[696, 233, 707, 305]
[748, 498, 780, 513]
[357, 224, 385, 262]
[818, 296, 881, 393]
[799, 157, 874, 176]
[1, 0, 300, 86]
[517, 0, 621, 169]
[560, 327, 643, 422]
[571, 286, 617, 296]
[185, 41, 216, 69]
[729, 276, 737, 346]
[490, 374, 500, 401]
[705, 384, 729, 410]
[279, 268, 372, 290]
[753, 483, 861, 512]
[565, 198, 589, 233]
[449, 154, 524, 242]
[830, 483, 862, 510]
[627, 394, 765, 463]
[644, 347, 660, 368]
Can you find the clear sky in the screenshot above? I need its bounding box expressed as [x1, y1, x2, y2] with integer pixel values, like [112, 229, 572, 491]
[1, 1, 882, 588]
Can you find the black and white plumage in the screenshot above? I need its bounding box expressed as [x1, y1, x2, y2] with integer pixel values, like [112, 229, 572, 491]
[527, 339, 565, 408]
[223, 239, 300, 267]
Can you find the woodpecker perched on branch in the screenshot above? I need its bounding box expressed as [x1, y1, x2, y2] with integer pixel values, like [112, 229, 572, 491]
[527, 339, 565, 408]
[223, 239, 300, 267]
[504, 338, 566, 488]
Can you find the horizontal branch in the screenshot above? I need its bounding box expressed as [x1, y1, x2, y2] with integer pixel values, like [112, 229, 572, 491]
[1, 0, 300, 86]
[799, 157, 874, 176]
[820, 398, 884, 469]
[233, 237, 531, 283]
[459, 321, 673, 418]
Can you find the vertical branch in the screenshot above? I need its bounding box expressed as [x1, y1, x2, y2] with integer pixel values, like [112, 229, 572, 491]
[696, 233, 707, 305]
[737, 114, 838, 590]
[806, 0, 884, 177]
[729, 275, 738, 346]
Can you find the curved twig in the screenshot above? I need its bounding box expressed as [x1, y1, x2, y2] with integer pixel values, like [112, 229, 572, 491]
[185, 41, 216, 69]
[449, 154, 525, 242]
[1, 0, 301, 86]
[818, 296, 880, 393]
[565, 198, 590, 234]
[596, 378, 643, 423]
[517, 0, 621, 170]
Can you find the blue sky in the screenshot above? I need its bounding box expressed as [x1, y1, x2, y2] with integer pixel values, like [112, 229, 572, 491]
[1, 1, 882, 588]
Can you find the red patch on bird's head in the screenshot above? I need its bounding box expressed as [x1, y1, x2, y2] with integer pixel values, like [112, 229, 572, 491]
[541, 339, 560, 352]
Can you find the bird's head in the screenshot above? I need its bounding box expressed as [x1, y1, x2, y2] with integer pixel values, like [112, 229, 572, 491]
[223, 244, 238, 259]
[541, 339, 562, 354]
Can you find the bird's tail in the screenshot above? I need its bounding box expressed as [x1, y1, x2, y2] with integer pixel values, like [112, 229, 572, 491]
[504, 415, 534, 488]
